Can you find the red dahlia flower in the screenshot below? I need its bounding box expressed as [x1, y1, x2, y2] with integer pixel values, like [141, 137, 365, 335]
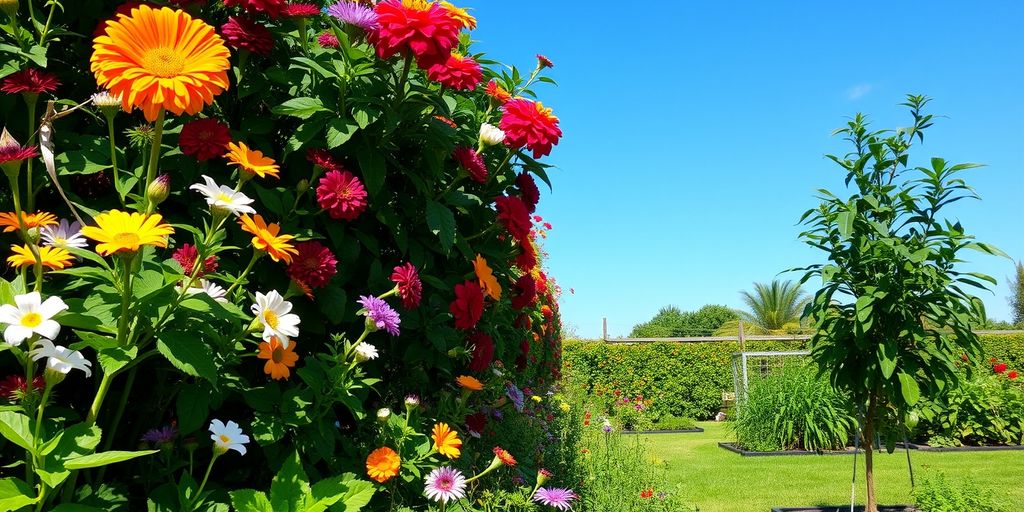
[287, 241, 338, 289]
[514, 237, 537, 272]
[516, 172, 540, 213]
[495, 195, 531, 240]
[178, 118, 231, 161]
[316, 170, 368, 220]
[427, 54, 482, 91]
[390, 262, 422, 309]
[467, 331, 494, 372]
[368, 0, 461, 69]
[221, 16, 275, 55]
[450, 280, 483, 330]
[536, 54, 554, 69]
[465, 412, 487, 436]
[485, 80, 512, 104]
[282, 2, 320, 17]
[1, 68, 60, 95]
[511, 274, 536, 310]
[223, 0, 285, 18]
[993, 363, 1007, 374]
[453, 146, 487, 183]
[172, 243, 219, 277]
[500, 98, 562, 158]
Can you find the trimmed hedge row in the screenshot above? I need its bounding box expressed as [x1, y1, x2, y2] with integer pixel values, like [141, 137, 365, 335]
[563, 333, 1024, 420]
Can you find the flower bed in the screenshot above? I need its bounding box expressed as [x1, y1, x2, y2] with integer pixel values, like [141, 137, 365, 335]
[0, 1, 578, 510]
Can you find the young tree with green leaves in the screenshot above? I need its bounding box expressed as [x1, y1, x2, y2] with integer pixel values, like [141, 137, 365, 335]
[1009, 261, 1024, 325]
[796, 95, 1002, 512]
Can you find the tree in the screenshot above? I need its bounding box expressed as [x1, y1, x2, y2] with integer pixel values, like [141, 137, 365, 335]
[739, 280, 808, 332]
[796, 96, 1001, 512]
[1009, 261, 1024, 325]
[630, 304, 738, 337]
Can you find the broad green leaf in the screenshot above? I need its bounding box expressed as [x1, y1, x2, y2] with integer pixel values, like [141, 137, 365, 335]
[896, 372, 920, 406]
[64, 450, 158, 470]
[176, 383, 210, 435]
[425, 201, 455, 253]
[326, 119, 359, 149]
[0, 477, 38, 509]
[336, 477, 375, 512]
[836, 211, 854, 238]
[97, 346, 138, 375]
[270, 452, 310, 512]
[876, 342, 897, 379]
[230, 490, 274, 512]
[0, 411, 33, 452]
[272, 97, 332, 119]
[156, 331, 218, 384]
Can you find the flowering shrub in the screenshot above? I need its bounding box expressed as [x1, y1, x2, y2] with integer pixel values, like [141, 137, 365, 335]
[0, 1, 575, 509]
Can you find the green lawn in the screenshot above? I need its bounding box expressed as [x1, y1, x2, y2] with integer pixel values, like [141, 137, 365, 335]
[645, 422, 1023, 512]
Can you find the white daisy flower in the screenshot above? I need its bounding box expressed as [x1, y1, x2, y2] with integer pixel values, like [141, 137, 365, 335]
[354, 341, 378, 362]
[208, 419, 249, 455]
[40, 219, 88, 250]
[190, 175, 257, 216]
[479, 123, 505, 147]
[30, 339, 92, 377]
[0, 292, 68, 346]
[179, 279, 228, 303]
[251, 290, 300, 348]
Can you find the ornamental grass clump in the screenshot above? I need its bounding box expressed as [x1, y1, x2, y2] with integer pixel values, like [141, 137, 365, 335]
[0, 0, 573, 509]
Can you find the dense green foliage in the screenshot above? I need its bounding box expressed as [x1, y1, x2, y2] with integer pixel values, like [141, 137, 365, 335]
[731, 364, 855, 452]
[913, 365, 1024, 447]
[1009, 261, 1024, 325]
[914, 472, 1009, 512]
[628, 304, 738, 337]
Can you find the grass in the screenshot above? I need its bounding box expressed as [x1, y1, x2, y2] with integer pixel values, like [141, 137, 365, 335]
[645, 422, 1023, 512]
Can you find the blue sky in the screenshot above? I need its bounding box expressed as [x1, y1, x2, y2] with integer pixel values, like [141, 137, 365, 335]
[470, 1, 1024, 338]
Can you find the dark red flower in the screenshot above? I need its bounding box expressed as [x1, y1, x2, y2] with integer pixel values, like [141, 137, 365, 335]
[223, 0, 285, 18]
[515, 339, 529, 372]
[467, 331, 494, 372]
[541, 305, 553, 321]
[0, 375, 45, 401]
[465, 412, 487, 436]
[172, 244, 219, 277]
[178, 118, 231, 161]
[500, 98, 562, 159]
[994, 363, 1008, 374]
[1, 68, 60, 95]
[316, 170, 368, 220]
[282, 2, 320, 17]
[511, 274, 536, 310]
[390, 262, 422, 309]
[453, 146, 487, 183]
[318, 32, 340, 48]
[221, 16, 274, 55]
[286, 241, 338, 289]
[536, 54, 554, 69]
[306, 148, 344, 173]
[495, 195, 531, 240]
[516, 172, 539, 213]
[427, 54, 482, 91]
[368, 0, 461, 68]
[450, 280, 483, 330]
[514, 237, 537, 272]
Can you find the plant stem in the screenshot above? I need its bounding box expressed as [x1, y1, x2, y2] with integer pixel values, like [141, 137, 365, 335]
[25, 97, 37, 212]
[39, 0, 57, 45]
[863, 393, 877, 512]
[95, 366, 138, 482]
[105, 117, 124, 206]
[225, 251, 260, 297]
[189, 452, 221, 511]
[394, 54, 413, 105]
[143, 108, 166, 213]
[116, 256, 135, 346]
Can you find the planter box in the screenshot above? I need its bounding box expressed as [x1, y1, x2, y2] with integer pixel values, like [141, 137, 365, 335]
[621, 427, 704, 435]
[771, 507, 915, 512]
[896, 441, 1024, 452]
[719, 442, 857, 457]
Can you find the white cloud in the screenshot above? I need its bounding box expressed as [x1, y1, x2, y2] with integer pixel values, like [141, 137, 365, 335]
[846, 83, 873, 100]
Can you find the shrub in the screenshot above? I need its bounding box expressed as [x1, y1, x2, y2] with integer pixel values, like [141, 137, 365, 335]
[732, 364, 855, 452]
[629, 304, 739, 337]
[913, 362, 1024, 446]
[914, 471, 1009, 512]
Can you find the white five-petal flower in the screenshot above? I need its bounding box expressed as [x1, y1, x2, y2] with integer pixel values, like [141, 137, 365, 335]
[479, 123, 505, 147]
[0, 292, 68, 346]
[354, 341, 379, 362]
[30, 339, 92, 377]
[179, 279, 228, 303]
[40, 219, 88, 250]
[190, 175, 257, 216]
[251, 290, 300, 347]
[209, 419, 249, 455]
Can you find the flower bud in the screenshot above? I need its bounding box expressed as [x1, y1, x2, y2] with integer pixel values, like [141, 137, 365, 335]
[147, 174, 171, 206]
[376, 407, 391, 422]
[296, 178, 310, 194]
[478, 123, 505, 147]
[404, 394, 420, 409]
[91, 90, 123, 119]
[536, 468, 552, 487]
[0, 0, 18, 17]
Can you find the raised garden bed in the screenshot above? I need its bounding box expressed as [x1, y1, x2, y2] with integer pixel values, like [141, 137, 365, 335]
[719, 442, 858, 457]
[896, 441, 1024, 452]
[771, 507, 915, 512]
[621, 427, 704, 435]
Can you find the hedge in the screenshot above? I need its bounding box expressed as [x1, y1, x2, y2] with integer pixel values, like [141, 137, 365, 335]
[564, 333, 1024, 420]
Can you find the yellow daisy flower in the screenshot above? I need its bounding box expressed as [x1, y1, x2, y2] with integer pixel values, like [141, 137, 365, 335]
[431, 422, 462, 459]
[7, 244, 73, 270]
[80, 210, 175, 256]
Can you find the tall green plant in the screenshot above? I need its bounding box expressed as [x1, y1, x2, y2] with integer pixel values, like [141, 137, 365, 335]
[1009, 261, 1024, 325]
[796, 95, 1002, 511]
[739, 280, 807, 332]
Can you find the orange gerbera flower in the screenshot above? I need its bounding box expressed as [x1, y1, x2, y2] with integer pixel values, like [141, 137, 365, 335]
[366, 446, 401, 483]
[492, 446, 517, 467]
[80, 210, 175, 256]
[456, 375, 483, 391]
[256, 336, 298, 380]
[7, 245, 73, 270]
[90, 5, 231, 122]
[0, 211, 57, 233]
[432, 422, 462, 459]
[225, 142, 280, 179]
[473, 254, 501, 301]
[238, 214, 298, 264]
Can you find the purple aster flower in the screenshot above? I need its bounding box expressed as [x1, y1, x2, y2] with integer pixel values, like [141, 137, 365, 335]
[505, 382, 524, 412]
[358, 295, 401, 336]
[424, 466, 467, 504]
[141, 425, 178, 444]
[533, 487, 577, 511]
[326, 1, 380, 30]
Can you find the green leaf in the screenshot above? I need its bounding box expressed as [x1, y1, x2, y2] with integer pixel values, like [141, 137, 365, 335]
[272, 97, 332, 119]
[425, 201, 455, 253]
[0, 477, 38, 509]
[270, 451, 310, 512]
[176, 383, 210, 435]
[877, 342, 897, 379]
[0, 411, 33, 452]
[36, 423, 101, 487]
[336, 477, 375, 512]
[356, 140, 386, 196]
[64, 450, 158, 470]
[325, 119, 359, 149]
[896, 372, 920, 406]
[156, 331, 218, 384]
[836, 211, 854, 238]
[230, 490, 274, 512]
[97, 346, 138, 375]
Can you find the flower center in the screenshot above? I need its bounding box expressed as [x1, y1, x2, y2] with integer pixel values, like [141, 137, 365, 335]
[271, 345, 284, 363]
[263, 310, 280, 329]
[437, 476, 452, 491]
[142, 47, 186, 78]
[112, 232, 141, 248]
[20, 312, 42, 328]
[216, 192, 234, 203]
[219, 434, 230, 443]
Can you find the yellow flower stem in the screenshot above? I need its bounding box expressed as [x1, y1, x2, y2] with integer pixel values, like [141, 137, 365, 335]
[142, 108, 166, 213]
[189, 451, 221, 512]
[25, 97, 37, 212]
[225, 251, 260, 297]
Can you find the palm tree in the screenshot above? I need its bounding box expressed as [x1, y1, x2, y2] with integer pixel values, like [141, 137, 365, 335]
[739, 280, 808, 333]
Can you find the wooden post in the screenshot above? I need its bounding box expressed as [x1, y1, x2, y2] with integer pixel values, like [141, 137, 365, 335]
[602, 317, 608, 342]
[738, 320, 746, 352]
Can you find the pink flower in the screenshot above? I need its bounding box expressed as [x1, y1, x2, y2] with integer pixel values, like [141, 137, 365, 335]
[316, 170, 368, 220]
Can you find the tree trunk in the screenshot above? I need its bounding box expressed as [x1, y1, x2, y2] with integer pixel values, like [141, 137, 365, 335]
[863, 394, 878, 512]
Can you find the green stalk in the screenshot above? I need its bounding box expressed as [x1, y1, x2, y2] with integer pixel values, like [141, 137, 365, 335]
[142, 109, 166, 213]
[189, 452, 221, 511]
[115, 256, 135, 346]
[25, 97, 37, 212]
[225, 251, 260, 297]
[38, 0, 57, 45]
[105, 117, 124, 206]
[94, 365, 138, 481]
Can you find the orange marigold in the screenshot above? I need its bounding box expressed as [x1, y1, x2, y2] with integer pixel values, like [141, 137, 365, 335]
[366, 446, 401, 483]
[0, 211, 57, 233]
[456, 375, 483, 391]
[224, 141, 280, 179]
[431, 422, 462, 459]
[256, 336, 298, 380]
[90, 5, 231, 122]
[238, 214, 298, 264]
[473, 254, 501, 301]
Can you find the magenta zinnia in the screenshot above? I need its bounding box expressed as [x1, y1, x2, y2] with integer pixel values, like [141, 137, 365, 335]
[390, 262, 422, 309]
[533, 487, 577, 511]
[453, 146, 486, 183]
[221, 16, 275, 55]
[316, 170, 368, 220]
[286, 240, 338, 289]
[423, 466, 467, 504]
[495, 195, 531, 240]
[282, 2, 320, 17]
